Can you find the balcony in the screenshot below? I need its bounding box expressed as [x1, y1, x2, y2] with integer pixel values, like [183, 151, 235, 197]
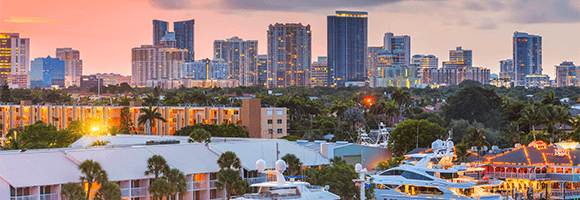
[121, 188, 130, 198]
[244, 177, 268, 185]
[39, 193, 59, 200]
[131, 187, 148, 197]
[187, 181, 208, 191]
[209, 180, 219, 189]
[10, 195, 37, 200]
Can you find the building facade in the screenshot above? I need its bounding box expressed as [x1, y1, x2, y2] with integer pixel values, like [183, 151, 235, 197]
[412, 54, 438, 69]
[56, 48, 83, 88]
[153, 20, 169, 46]
[366, 46, 384, 78]
[0, 33, 29, 87]
[181, 58, 228, 81]
[153, 19, 195, 61]
[80, 75, 99, 89]
[311, 57, 328, 87]
[257, 55, 267, 87]
[30, 56, 65, 88]
[370, 64, 421, 88]
[327, 11, 368, 87]
[422, 66, 490, 85]
[384, 32, 411, 66]
[499, 59, 514, 81]
[442, 46, 472, 69]
[513, 31, 542, 86]
[131, 45, 188, 88]
[214, 37, 258, 86]
[524, 74, 550, 88]
[92, 73, 132, 86]
[555, 61, 578, 87]
[267, 23, 311, 88]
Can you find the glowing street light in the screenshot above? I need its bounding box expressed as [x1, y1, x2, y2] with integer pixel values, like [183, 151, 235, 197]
[364, 96, 374, 106]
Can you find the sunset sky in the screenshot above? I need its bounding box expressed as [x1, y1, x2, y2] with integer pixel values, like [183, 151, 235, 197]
[1, 0, 580, 77]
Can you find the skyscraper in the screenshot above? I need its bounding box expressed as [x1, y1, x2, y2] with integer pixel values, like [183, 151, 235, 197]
[412, 55, 438, 69]
[384, 32, 410, 66]
[56, 48, 83, 88]
[0, 33, 29, 85]
[174, 20, 195, 61]
[267, 23, 311, 88]
[443, 46, 472, 69]
[131, 45, 187, 88]
[153, 20, 168, 46]
[30, 56, 65, 88]
[214, 37, 258, 86]
[513, 31, 542, 86]
[257, 55, 267, 87]
[555, 61, 578, 87]
[311, 57, 328, 87]
[327, 11, 368, 87]
[499, 59, 514, 81]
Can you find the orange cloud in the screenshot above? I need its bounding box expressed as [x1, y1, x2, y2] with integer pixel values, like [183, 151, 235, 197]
[4, 16, 60, 24]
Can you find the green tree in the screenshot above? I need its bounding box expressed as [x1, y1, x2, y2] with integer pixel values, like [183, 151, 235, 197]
[217, 151, 242, 169]
[94, 182, 122, 200]
[31, 90, 44, 104]
[391, 88, 411, 120]
[388, 119, 446, 156]
[165, 168, 187, 200]
[443, 86, 504, 130]
[1, 80, 11, 102]
[542, 90, 561, 105]
[455, 144, 469, 163]
[145, 155, 170, 179]
[148, 179, 172, 200]
[119, 106, 133, 134]
[305, 157, 359, 200]
[143, 93, 159, 106]
[79, 160, 109, 200]
[61, 182, 86, 200]
[188, 129, 212, 144]
[377, 156, 404, 171]
[281, 154, 303, 176]
[215, 168, 246, 199]
[518, 104, 543, 141]
[462, 127, 488, 150]
[138, 106, 166, 135]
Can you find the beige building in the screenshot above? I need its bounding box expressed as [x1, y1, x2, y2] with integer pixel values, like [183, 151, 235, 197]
[131, 45, 188, 88]
[0, 99, 287, 141]
[56, 48, 83, 88]
[311, 59, 328, 87]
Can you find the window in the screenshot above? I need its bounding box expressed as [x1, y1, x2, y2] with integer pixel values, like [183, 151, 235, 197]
[277, 129, 283, 134]
[267, 119, 273, 124]
[40, 186, 51, 194]
[268, 129, 273, 134]
[277, 119, 282, 124]
[380, 170, 404, 176]
[267, 109, 273, 115]
[277, 109, 283, 115]
[401, 171, 433, 181]
[210, 173, 218, 180]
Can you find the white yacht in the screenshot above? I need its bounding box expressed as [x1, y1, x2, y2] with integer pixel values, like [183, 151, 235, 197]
[233, 159, 340, 200]
[372, 136, 508, 200]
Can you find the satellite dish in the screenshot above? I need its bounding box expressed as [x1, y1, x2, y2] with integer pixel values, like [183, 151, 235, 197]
[275, 160, 287, 172]
[256, 159, 266, 172]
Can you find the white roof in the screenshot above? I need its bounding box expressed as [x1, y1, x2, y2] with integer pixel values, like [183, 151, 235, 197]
[70, 135, 267, 148]
[145, 144, 221, 174]
[0, 151, 83, 187]
[210, 140, 329, 171]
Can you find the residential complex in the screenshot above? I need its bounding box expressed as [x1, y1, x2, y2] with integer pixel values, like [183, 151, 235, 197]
[180, 58, 235, 88]
[266, 23, 311, 88]
[214, 37, 258, 86]
[370, 64, 421, 88]
[311, 56, 328, 87]
[0, 33, 29, 87]
[524, 74, 550, 88]
[366, 46, 384, 78]
[257, 55, 267, 87]
[154, 19, 195, 61]
[56, 48, 83, 88]
[327, 11, 368, 87]
[30, 56, 65, 88]
[412, 54, 438, 69]
[422, 66, 490, 85]
[499, 59, 514, 81]
[555, 61, 578, 87]
[513, 31, 542, 86]
[131, 45, 188, 88]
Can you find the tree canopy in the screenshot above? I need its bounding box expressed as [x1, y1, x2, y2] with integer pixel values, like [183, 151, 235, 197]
[388, 119, 446, 156]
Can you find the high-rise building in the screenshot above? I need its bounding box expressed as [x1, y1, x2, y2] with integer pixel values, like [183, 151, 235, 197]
[181, 58, 227, 80]
[131, 45, 187, 88]
[555, 61, 578, 87]
[153, 20, 168, 46]
[366, 46, 384, 78]
[513, 31, 542, 86]
[311, 57, 328, 87]
[327, 11, 368, 87]
[174, 20, 195, 61]
[499, 59, 514, 81]
[384, 32, 411, 66]
[214, 37, 258, 86]
[422, 66, 490, 86]
[267, 23, 311, 88]
[56, 48, 83, 88]
[412, 55, 438, 69]
[442, 46, 472, 69]
[30, 56, 65, 88]
[0, 33, 29, 86]
[257, 55, 267, 87]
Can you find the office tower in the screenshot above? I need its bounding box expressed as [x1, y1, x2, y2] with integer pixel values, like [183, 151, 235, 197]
[174, 20, 195, 61]
[555, 61, 578, 87]
[442, 46, 472, 69]
[214, 37, 258, 86]
[257, 55, 267, 87]
[153, 20, 168, 46]
[499, 59, 514, 81]
[366, 46, 383, 78]
[513, 31, 542, 86]
[311, 56, 328, 87]
[412, 55, 438, 69]
[0, 33, 29, 86]
[56, 48, 83, 88]
[384, 32, 411, 66]
[267, 23, 311, 88]
[327, 11, 368, 87]
[181, 59, 227, 80]
[131, 45, 187, 88]
[30, 56, 65, 88]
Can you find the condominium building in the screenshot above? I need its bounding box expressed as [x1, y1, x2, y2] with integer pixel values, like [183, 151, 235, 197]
[513, 31, 542, 86]
[257, 55, 267, 87]
[442, 46, 472, 69]
[384, 32, 411, 66]
[311, 57, 328, 87]
[555, 61, 578, 87]
[30, 56, 65, 88]
[370, 64, 421, 88]
[154, 19, 195, 61]
[267, 23, 311, 88]
[327, 11, 368, 87]
[412, 54, 438, 69]
[524, 74, 550, 88]
[153, 20, 169, 46]
[214, 37, 258, 86]
[7, 74, 28, 89]
[56, 48, 83, 87]
[499, 59, 514, 81]
[366, 46, 383, 78]
[181, 59, 228, 80]
[131, 45, 188, 88]
[422, 66, 490, 85]
[0, 33, 29, 87]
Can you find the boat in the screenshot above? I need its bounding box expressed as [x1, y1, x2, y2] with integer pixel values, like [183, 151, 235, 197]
[232, 159, 341, 200]
[372, 133, 509, 200]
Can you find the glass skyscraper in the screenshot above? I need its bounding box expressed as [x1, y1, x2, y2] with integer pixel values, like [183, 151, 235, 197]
[153, 20, 168, 46]
[30, 56, 65, 88]
[327, 11, 368, 87]
[513, 31, 542, 86]
[442, 46, 472, 69]
[267, 23, 311, 88]
[174, 20, 195, 61]
[384, 32, 411, 66]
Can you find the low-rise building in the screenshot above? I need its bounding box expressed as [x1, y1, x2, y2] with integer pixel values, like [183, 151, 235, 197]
[524, 74, 550, 88]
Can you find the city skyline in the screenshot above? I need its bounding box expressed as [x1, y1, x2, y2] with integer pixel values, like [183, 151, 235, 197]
[2, 0, 580, 77]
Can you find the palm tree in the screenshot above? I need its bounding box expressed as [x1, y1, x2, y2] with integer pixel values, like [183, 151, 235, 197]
[165, 168, 187, 200]
[145, 155, 170, 179]
[143, 93, 159, 106]
[391, 88, 411, 120]
[79, 160, 109, 200]
[330, 98, 349, 123]
[94, 182, 122, 200]
[518, 105, 542, 142]
[216, 168, 245, 200]
[217, 151, 242, 169]
[543, 105, 560, 143]
[148, 179, 172, 200]
[281, 154, 303, 176]
[61, 182, 86, 200]
[188, 129, 212, 144]
[455, 144, 468, 163]
[138, 106, 166, 135]
[542, 90, 561, 105]
[462, 127, 487, 150]
[45, 88, 61, 103]
[31, 90, 44, 104]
